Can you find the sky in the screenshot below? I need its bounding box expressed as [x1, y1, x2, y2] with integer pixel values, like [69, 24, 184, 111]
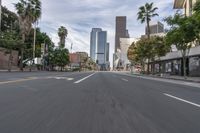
[2, 0, 176, 64]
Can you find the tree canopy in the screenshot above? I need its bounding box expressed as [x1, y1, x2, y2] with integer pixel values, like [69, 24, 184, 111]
[58, 26, 68, 48]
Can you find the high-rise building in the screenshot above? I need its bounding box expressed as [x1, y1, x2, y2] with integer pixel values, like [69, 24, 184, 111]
[113, 16, 130, 70]
[90, 28, 102, 61]
[106, 43, 109, 62]
[145, 21, 164, 35]
[90, 28, 110, 70]
[115, 16, 129, 52]
[96, 31, 107, 65]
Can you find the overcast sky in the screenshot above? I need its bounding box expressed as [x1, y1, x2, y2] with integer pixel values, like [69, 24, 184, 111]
[3, 0, 176, 63]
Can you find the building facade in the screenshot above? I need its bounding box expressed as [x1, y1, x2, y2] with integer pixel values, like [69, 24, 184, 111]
[148, 0, 200, 77]
[115, 16, 129, 52]
[174, 0, 197, 16]
[149, 46, 200, 76]
[106, 43, 110, 62]
[141, 21, 165, 39]
[113, 38, 138, 70]
[113, 16, 130, 70]
[145, 21, 164, 35]
[69, 52, 88, 68]
[96, 31, 107, 65]
[106, 43, 110, 70]
[120, 38, 138, 69]
[90, 28, 110, 71]
[90, 28, 102, 61]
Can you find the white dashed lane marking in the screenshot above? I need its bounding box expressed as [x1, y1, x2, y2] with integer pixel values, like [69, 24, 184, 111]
[74, 73, 95, 84]
[164, 93, 200, 108]
[121, 78, 128, 82]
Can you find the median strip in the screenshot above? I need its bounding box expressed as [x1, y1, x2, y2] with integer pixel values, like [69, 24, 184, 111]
[164, 93, 200, 108]
[74, 73, 95, 84]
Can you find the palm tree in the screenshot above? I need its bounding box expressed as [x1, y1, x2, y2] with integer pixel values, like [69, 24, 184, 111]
[137, 2, 158, 39]
[58, 26, 68, 48]
[15, 0, 41, 71]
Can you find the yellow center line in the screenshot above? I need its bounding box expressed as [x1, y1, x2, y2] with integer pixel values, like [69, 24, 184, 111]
[0, 77, 38, 85]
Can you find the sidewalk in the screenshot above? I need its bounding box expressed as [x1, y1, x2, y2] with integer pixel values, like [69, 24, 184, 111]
[128, 72, 200, 83]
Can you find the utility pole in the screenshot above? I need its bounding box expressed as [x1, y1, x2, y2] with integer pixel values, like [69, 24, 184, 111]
[33, 22, 36, 65]
[70, 42, 73, 53]
[70, 42, 73, 70]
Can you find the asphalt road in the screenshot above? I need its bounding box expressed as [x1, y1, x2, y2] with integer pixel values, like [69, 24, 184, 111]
[0, 71, 200, 133]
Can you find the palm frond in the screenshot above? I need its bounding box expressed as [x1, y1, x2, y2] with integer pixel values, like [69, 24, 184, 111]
[146, 2, 153, 11]
[137, 2, 158, 26]
[151, 13, 159, 17]
[149, 7, 158, 13]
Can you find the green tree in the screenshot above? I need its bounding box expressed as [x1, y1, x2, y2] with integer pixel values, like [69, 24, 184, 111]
[192, 0, 200, 45]
[193, 0, 200, 13]
[139, 38, 155, 73]
[25, 28, 53, 58]
[153, 36, 171, 59]
[137, 2, 158, 39]
[165, 13, 197, 78]
[128, 37, 170, 74]
[49, 48, 69, 71]
[128, 38, 154, 73]
[15, 0, 41, 71]
[127, 42, 139, 65]
[58, 26, 68, 48]
[0, 6, 20, 71]
[1, 6, 19, 33]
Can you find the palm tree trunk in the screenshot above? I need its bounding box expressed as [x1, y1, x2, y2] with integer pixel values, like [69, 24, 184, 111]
[60, 37, 65, 48]
[147, 19, 150, 39]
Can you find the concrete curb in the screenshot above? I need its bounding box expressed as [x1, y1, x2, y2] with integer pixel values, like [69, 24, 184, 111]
[128, 73, 200, 83]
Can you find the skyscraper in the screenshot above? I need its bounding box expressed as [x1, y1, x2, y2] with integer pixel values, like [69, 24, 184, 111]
[90, 28, 110, 70]
[106, 43, 109, 62]
[114, 16, 129, 70]
[115, 16, 129, 52]
[90, 28, 102, 61]
[96, 31, 107, 65]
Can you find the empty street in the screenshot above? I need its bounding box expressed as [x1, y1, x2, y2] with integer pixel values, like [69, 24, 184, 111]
[0, 72, 200, 133]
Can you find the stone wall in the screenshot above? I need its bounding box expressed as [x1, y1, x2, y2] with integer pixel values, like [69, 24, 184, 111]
[0, 47, 19, 69]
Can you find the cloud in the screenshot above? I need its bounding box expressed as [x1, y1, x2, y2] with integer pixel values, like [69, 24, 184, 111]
[3, 0, 176, 66]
